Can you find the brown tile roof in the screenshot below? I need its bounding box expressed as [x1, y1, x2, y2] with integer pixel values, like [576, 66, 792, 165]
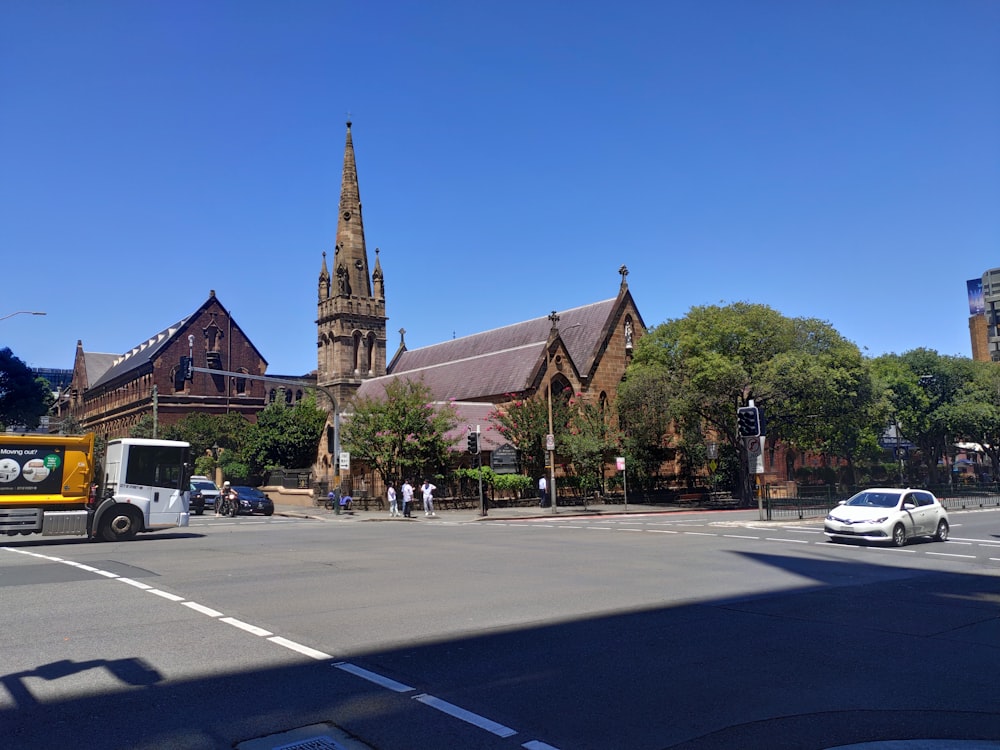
[359, 298, 618, 403]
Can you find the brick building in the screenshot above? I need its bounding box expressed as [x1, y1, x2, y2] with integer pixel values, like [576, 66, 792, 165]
[60, 291, 269, 439]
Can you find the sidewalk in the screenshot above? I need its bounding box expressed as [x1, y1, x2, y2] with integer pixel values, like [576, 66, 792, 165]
[273, 500, 694, 524]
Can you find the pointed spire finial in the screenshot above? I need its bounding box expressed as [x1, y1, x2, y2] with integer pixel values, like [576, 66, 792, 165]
[619, 264, 629, 291]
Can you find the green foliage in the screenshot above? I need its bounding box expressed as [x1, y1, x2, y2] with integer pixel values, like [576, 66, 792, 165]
[622, 303, 873, 497]
[340, 378, 458, 486]
[241, 394, 328, 474]
[0, 348, 54, 430]
[488, 394, 552, 478]
[561, 392, 621, 493]
[129, 414, 157, 438]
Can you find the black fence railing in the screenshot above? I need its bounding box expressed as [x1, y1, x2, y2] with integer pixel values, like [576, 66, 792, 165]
[762, 483, 1000, 520]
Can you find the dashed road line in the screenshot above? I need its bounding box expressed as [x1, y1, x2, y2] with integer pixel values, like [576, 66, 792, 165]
[1, 545, 559, 749]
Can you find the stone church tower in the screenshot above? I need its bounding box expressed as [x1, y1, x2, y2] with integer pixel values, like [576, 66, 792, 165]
[316, 121, 387, 479]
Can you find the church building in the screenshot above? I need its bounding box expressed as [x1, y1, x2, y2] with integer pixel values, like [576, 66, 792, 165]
[312, 123, 646, 491]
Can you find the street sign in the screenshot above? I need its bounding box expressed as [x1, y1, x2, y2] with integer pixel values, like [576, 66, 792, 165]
[744, 436, 765, 474]
[545, 434, 555, 452]
[616, 456, 625, 471]
[339, 452, 350, 471]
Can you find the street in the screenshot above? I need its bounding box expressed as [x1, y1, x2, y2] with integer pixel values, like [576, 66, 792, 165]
[3, 509, 1000, 749]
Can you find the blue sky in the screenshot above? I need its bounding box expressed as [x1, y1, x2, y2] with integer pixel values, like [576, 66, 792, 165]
[2, 1, 998, 376]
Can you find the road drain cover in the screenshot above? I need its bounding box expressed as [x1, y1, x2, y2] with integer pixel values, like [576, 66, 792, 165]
[236, 723, 373, 750]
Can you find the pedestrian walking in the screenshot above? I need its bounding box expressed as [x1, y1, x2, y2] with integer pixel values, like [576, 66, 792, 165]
[401, 479, 414, 518]
[538, 475, 548, 507]
[387, 483, 398, 517]
[421, 479, 436, 516]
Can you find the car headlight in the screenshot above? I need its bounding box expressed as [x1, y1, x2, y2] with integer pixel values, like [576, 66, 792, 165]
[869, 517, 889, 524]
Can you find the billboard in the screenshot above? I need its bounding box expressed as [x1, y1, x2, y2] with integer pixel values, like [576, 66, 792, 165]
[968, 278, 984, 316]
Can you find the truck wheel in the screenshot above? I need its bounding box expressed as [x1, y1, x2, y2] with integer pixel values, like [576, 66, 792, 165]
[100, 507, 141, 542]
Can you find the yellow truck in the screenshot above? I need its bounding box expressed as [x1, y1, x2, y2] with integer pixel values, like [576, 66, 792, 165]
[0, 433, 191, 541]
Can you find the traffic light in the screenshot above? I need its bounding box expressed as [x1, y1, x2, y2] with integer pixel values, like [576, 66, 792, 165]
[179, 356, 193, 380]
[467, 431, 479, 454]
[737, 406, 761, 437]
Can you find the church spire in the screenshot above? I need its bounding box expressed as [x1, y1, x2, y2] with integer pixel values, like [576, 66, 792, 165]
[334, 120, 371, 297]
[318, 250, 330, 301]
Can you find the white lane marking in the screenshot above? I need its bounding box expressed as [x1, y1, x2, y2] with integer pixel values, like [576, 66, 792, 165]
[94, 569, 119, 578]
[220, 617, 272, 636]
[413, 693, 517, 738]
[617, 528, 643, 532]
[183, 601, 224, 617]
[523, 741, 562, 749]
[335, 662, 414, 692]
[682, 532, 715, 536]
[648, 529, 678, 534]
[117, 577, 153, 589]
[723, 534, 760, 540]
[149, 589, 185, 602]
[765, 538, 809, 544]
[927, 551, 976, 559]
[268, 636, 331, 660]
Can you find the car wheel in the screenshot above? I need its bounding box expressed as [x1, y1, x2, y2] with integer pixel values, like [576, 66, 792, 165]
[264, 509, 273, 516]
[892, 523, 907, 547]
[934, 519, 949, 542]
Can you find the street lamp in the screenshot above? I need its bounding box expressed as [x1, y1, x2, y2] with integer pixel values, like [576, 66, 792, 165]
[0, 311, 46, 322]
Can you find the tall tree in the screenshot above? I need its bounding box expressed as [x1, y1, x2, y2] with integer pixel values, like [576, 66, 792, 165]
[0, 348, 53, 430]
[340, 378, 458, 486]
[622, 303, 870, 500]
[241, 395, 328, 476]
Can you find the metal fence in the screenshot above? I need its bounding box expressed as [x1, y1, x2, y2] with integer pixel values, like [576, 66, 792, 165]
[762, 483, 1000, 521]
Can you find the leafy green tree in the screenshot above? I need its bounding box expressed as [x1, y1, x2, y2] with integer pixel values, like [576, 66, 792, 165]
[617, 366, 680, 489]
[340, 378, 458, 486]
[0, 348, 53, 430]
[241, 394, 328, 475]
[872, 349, 975, 484]
[561, 392, 622, 494]
[163, 411, 252, 478]
[488, 394, 550, 479]
[129, 414, 157, 438]
[623, 303, 871, 500]
[947, 359, 1000, 480]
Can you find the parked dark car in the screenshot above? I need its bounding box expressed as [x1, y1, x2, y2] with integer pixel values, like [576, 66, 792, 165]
[232, 486, 274, 516]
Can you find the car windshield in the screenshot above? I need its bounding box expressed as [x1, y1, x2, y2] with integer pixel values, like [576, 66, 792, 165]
[846, 492, 900, 509]
[192, 481, 217, 491]
[233, 487, 263, 497]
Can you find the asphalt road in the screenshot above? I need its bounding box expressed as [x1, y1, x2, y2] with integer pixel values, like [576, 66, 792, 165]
[2, 509, 1000, 750]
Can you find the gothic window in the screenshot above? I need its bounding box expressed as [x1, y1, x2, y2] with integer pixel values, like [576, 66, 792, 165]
[366, 332, 375, 373]
[352, 331, 361, 372]
[599, 391, 608, 416]
[624, 316, 634, 350]
[269, 388, 277, 403]
[285, 388, 293, 404]
[296, 389, 303, 402]
[235, 369, 248, 396]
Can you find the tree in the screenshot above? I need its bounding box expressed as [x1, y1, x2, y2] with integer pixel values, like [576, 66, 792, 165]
[561, 392, 622, 495]
[241, 395, 328, 476]
[163, 411, 252, 477]
[622, 303, 871, 501]
[488, 394, 550, 479]
[872, 350, 975, 484]
[340, 378, 458, 486]
[0, 348, 53, 430]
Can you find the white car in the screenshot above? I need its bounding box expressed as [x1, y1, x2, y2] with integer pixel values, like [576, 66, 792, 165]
[824, 488, 949, 547]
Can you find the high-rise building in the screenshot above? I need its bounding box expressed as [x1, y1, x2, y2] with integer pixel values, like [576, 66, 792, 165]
[970, 269, 999, 361]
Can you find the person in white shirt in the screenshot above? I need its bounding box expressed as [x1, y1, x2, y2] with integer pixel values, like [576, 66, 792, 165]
[387, 484, 398, 517]
[401, 480, 414, 518]
[421, 479, 437, 516]
[538, 475, 548, 507]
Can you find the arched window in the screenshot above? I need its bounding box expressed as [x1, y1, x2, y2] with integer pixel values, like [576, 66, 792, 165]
[235, 368, 248, 396]
[352, 331, 361, 372]
[366, 332, 376, 374]
[269, 388, 277, 403]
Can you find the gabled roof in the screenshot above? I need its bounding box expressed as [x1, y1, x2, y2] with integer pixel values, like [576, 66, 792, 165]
[362, 298, 618, 403]
[83, 352, 118, 387]
[91, 317, 193, 388]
